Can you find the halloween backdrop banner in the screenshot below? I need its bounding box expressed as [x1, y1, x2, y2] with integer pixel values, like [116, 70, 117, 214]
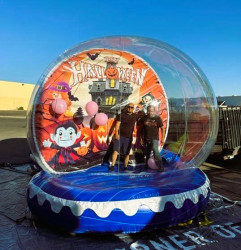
[33, 48, 168, 173]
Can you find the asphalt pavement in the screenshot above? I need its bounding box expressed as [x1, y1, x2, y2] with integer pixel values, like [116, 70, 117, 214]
[0, 110, 27, 140]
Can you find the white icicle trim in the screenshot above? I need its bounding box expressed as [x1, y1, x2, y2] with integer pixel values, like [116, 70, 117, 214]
[28, 177, 210, 218]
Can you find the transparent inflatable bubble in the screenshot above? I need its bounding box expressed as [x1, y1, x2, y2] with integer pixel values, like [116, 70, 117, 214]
[27, 36, 218, 174]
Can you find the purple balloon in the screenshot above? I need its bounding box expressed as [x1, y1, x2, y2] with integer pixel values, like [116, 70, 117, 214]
[95, 113, 108, 126]
[147, 157, 158, 169]
[85, 101, 98, 117]
[51, 99, 67, 114]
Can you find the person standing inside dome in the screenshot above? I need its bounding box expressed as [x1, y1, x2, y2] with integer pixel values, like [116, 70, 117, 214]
[140, 105, 165, 172]
[110, 103, 138, 171]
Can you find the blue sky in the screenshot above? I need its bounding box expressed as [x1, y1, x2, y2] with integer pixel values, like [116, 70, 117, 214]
[0, 0, 240, 97]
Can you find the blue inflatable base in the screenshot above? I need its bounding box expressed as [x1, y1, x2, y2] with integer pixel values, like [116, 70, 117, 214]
[27, 167, 210, 234]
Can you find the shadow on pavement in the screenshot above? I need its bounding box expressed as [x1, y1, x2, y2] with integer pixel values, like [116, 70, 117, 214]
[0, 138, 31, 164]
[206, 153, 241, 172]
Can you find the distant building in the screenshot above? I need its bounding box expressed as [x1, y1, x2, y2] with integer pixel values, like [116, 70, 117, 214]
[217, 96, 241, 107]
[0, 81, 34, 110]
[214, 95, 241, 156]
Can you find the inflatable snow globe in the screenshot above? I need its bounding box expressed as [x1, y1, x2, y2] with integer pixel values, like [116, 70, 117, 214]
[27, 36, 218, 233]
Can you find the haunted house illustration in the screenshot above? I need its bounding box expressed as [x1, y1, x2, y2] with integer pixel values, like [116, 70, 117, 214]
[88, 57, 133, 115]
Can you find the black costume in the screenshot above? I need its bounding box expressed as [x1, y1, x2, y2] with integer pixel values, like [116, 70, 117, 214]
[141, 115, 164, 171]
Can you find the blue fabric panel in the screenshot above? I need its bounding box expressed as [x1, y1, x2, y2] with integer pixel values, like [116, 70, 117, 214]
[31, 167, 206, 202]
[28, 191, 209, 233]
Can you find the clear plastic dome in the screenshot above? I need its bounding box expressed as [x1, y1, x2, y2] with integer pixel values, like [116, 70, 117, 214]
[27, 36, 218, 174]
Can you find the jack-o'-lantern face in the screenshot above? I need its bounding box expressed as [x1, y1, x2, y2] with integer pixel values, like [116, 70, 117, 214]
[105, 66, 119, 79]
[77, 146, 88, 156]
[92, 125, 108, 151]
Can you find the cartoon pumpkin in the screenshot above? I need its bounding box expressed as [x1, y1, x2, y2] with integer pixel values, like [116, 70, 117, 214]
[91, 119, 115, 152]
[105, 66, 119, 80]
[91, 125, 108, 152]
[77, 146, 89, 156]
